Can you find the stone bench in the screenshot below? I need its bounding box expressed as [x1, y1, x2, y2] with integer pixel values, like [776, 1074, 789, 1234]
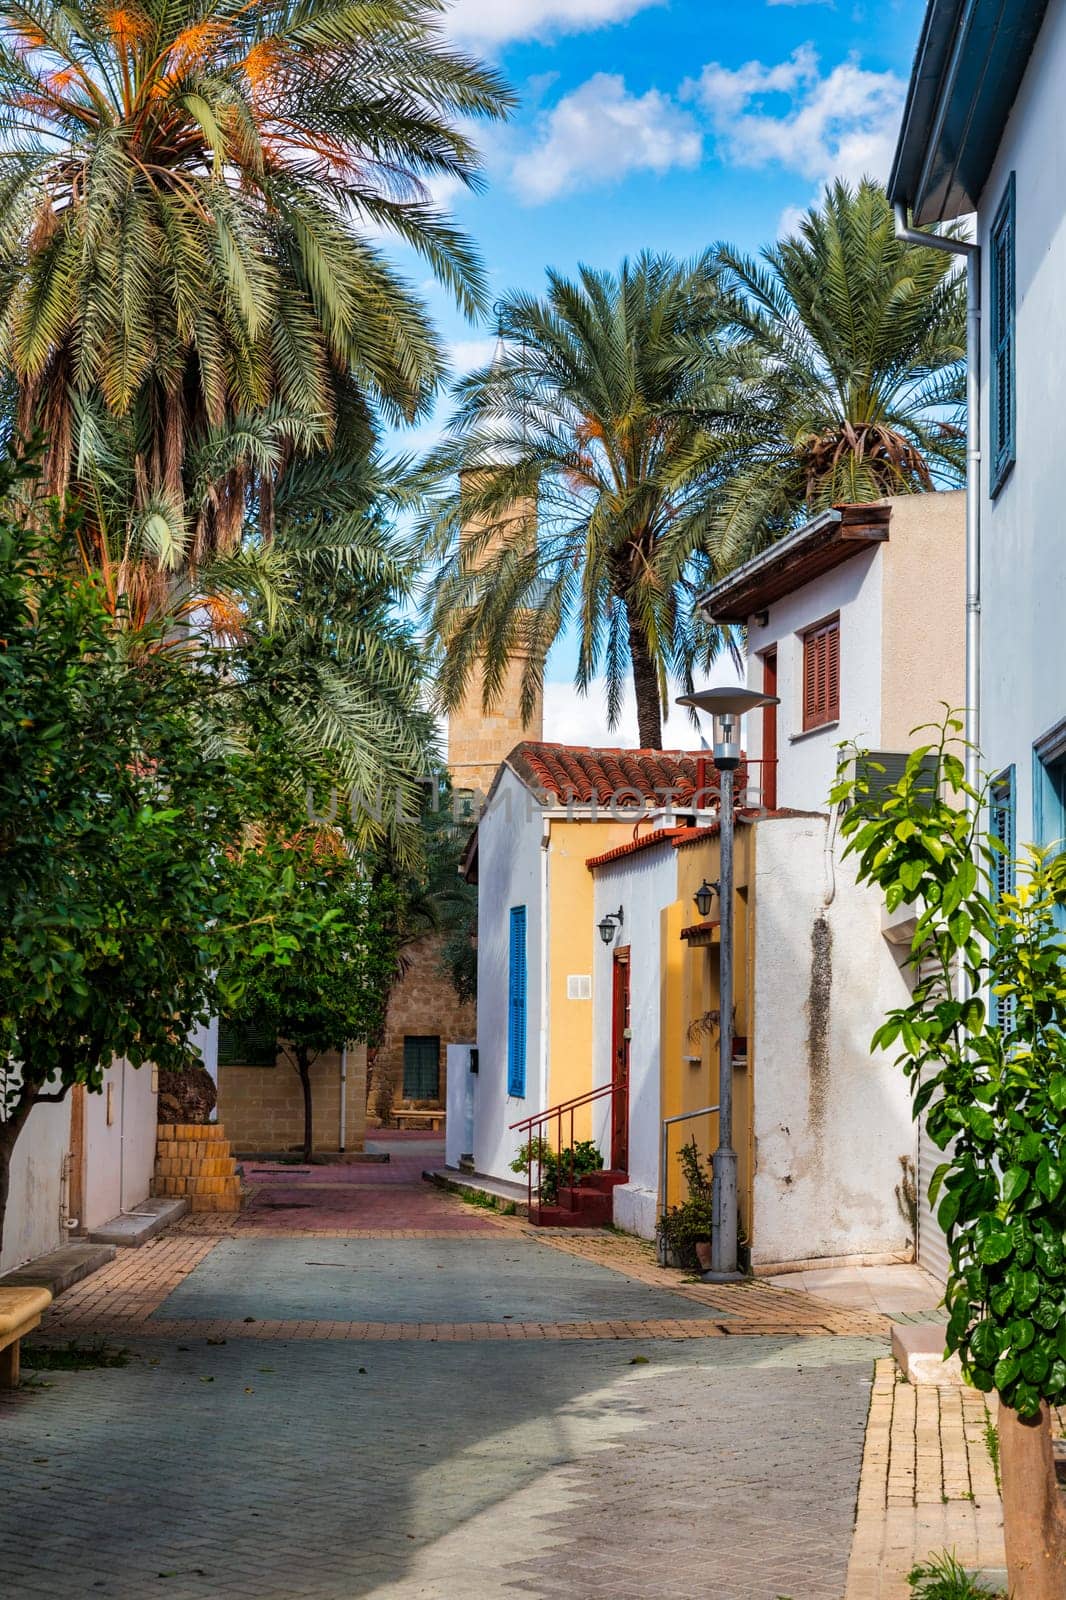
[0, 1286, 53, 1387]
[393, 1110, 444, 1130]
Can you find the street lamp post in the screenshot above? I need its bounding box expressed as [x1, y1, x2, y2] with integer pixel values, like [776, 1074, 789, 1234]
[676, 686, 780, 1281]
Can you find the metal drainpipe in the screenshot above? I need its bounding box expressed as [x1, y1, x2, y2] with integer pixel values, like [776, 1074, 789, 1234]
[893, 203, 982, 803]
[339, 1044, 347, 1152]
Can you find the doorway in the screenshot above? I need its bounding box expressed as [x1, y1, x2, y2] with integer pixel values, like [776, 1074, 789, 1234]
[611, 948, 631, 1173]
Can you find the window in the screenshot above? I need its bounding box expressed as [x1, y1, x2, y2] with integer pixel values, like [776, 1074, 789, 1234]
[989, 768, 1016, 1026]
[802, 618, 840, 731]
[217, 1017, 277, 1067]
[990, 174, 1016, 496]
[403, 1036, 440, 1100]
[507, 906, 527, 1097]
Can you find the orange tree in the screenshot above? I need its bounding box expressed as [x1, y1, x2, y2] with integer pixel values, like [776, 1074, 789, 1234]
[0, 468, 337, 1253]
[834, 721, 1066, 1598]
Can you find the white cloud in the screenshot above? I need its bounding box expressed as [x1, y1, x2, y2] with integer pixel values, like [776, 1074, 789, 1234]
[445, 0, 663, 47]
[448, 337, 499, 374]
[512, 73, 702, 204]
[689, 46, 905, 192]
[542, 657, 745, 751]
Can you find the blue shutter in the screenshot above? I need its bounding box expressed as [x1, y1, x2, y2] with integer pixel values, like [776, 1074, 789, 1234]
[990, 175, 1016, 496]
[989, 768, 1016, 1027]
[507, 906, 527, 1097]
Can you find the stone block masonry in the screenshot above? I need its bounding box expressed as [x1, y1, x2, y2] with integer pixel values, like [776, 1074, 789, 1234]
[218, 1043, 367, 1155]
[152, 1124, 242, 1213]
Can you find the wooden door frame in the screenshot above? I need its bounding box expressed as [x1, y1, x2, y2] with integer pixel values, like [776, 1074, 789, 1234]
[66, 1083, 86, 1234]
[761, 647, 778, 810]
[611, 946, 631, 1174]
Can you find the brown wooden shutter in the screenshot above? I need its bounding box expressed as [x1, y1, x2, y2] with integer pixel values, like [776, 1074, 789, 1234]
[802, 618, 839, 731]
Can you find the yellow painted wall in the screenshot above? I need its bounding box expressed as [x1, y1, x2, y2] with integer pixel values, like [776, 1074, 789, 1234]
[546, 818, 632, 1139]
[659, 829, 756, 1239]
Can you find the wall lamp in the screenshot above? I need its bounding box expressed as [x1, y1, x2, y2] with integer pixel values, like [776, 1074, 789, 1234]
[598, 906, 624, 946]
[693, 880, 719, 919]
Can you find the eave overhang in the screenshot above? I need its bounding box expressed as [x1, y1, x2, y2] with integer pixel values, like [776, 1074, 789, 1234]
[696, 504, 891, 626]
[888, 0, 1051, 224]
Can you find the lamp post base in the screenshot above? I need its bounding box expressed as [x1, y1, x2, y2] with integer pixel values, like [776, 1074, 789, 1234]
[700, 1268, 747, 1284]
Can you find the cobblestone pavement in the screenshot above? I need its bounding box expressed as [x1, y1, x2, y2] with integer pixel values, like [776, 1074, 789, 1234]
[0, 1139, 887, 1600]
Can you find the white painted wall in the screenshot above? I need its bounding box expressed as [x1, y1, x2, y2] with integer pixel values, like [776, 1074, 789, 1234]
[83, 1059, 158, 1232]
[190, 1016, 219, 1099]
[445, 1043, 475, 1169]
[591, 843, 679, 1239]
[1, 1098, 70, 1273]
[472, 769, 546, 1183]
[750, 818, 914, 1267]
[974, 1, 1066, 839]
[745, 549, 883, 814]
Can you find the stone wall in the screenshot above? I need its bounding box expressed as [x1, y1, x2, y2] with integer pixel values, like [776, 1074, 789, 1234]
[217, 1044, 367, 1156]
[371, 932, 476, 1119]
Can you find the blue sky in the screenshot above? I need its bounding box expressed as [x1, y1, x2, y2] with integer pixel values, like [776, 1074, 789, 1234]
[397, 0, 928, 745]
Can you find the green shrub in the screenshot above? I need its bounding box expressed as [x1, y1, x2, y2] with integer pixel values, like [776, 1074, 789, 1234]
[908, 1552, 1004, 1599]
[510, 1137, 603, 1203]
[657, 1139, 714, 1269]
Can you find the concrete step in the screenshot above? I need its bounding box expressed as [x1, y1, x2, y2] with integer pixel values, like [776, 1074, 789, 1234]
[572, 1170, 628, 1195]
[153, 1173, 242, 1198]
[88, 1198, 190, 1248]
[530, 1201, 610, 1228]
[554, 1186, 614, 1219]
[155, 1156, 237, 1179]
[0, 1242, 116, 1296]
[189, 1191, 243, 1213]
[166, 1123, 228, 1141]
[891, 1321, 963, 1384]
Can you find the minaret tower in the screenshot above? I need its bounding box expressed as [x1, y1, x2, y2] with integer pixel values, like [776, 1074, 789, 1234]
[446, 334, 543, 796]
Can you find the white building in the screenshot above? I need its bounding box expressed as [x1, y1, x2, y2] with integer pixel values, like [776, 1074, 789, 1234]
[889, 0, 1059, 884]
[699, 491, 966, 1276]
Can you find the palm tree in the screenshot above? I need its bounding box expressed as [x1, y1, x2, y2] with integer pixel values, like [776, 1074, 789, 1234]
[694, 180, 967, 561]
[419, 253, 740, 751]
[0, 0, 512, 548]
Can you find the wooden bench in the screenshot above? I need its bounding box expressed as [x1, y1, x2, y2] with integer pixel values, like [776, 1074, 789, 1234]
[392, 1110, 444, 1131]
[0, 1286, 53, 1387]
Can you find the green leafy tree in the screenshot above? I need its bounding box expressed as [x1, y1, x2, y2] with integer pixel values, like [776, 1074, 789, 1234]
[224, 843, 403, 1161]
[834, 720, 1066, 1597]
[0, 469, 321, 1253]
[0, 0, 512, 533]
[419, 252, 740, 750]
[695, 180, 967, 560]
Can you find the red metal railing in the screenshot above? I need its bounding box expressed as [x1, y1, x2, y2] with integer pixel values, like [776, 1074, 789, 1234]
[509, 1081, 621, 1216]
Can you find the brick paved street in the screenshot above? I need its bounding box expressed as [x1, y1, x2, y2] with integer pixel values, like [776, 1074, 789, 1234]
[0, 1137, 887, 1600]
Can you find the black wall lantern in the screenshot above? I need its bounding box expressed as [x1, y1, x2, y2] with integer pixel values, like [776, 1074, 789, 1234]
[598, 905, 624, 945]
[693, 880, 718, 919]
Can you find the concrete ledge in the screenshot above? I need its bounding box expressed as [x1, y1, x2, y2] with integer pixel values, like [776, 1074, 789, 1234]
[0, 1243, 116, 1296]
[892, 1320, 963, 1384]
[754, 1248, 914, 1276]
[88, 1197, 189, 1248]
[424, 1167, 529, 1216]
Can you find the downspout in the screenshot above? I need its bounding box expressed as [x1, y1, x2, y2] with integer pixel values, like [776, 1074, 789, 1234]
[339, 1044, 347, 1152]
[893, 204, 982, 805]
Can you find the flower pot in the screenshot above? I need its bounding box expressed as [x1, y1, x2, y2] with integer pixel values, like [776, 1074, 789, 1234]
[694, 1240, 713, 1271]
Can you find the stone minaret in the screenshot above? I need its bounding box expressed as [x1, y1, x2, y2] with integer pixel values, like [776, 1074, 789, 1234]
[446, 336, 543, 796]
[446, 473, 543, 797]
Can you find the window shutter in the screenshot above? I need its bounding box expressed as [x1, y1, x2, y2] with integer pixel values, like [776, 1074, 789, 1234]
[826, 622, 840, 721]
[803, 618, 839, 731]
[507, 906, 527, 1097]
[403, 1036, 440, 1100]
[990, 175, 1016, 495]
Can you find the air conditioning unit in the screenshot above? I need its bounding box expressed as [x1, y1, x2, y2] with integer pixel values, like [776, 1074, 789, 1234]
[851, 750, 939, 811]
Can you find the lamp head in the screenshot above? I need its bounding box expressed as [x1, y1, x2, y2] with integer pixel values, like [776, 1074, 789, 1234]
[676, 686, 780, 772]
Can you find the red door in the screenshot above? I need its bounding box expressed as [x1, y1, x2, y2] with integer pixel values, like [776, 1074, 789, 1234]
[611, 948, 631, 1173]
[761, 648, 778, 810]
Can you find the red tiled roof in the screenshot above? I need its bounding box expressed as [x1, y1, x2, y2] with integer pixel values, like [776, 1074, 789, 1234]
[585, 826, 691, 869]
[507, 742, 732, 806]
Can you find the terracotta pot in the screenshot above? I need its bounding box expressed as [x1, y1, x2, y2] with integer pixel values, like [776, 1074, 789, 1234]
[694, 1240, 713, 1271]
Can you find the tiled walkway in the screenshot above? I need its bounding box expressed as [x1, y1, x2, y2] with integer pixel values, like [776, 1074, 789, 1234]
[1, 1136, 888, 1600]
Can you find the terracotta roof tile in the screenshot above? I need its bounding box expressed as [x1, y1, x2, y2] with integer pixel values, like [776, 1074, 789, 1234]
[507, 742, 736, 807]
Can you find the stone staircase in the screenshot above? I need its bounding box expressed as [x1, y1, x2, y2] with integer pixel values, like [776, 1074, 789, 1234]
[152, 1123, 243, 1213]
[530, 1169, 627, 1228]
